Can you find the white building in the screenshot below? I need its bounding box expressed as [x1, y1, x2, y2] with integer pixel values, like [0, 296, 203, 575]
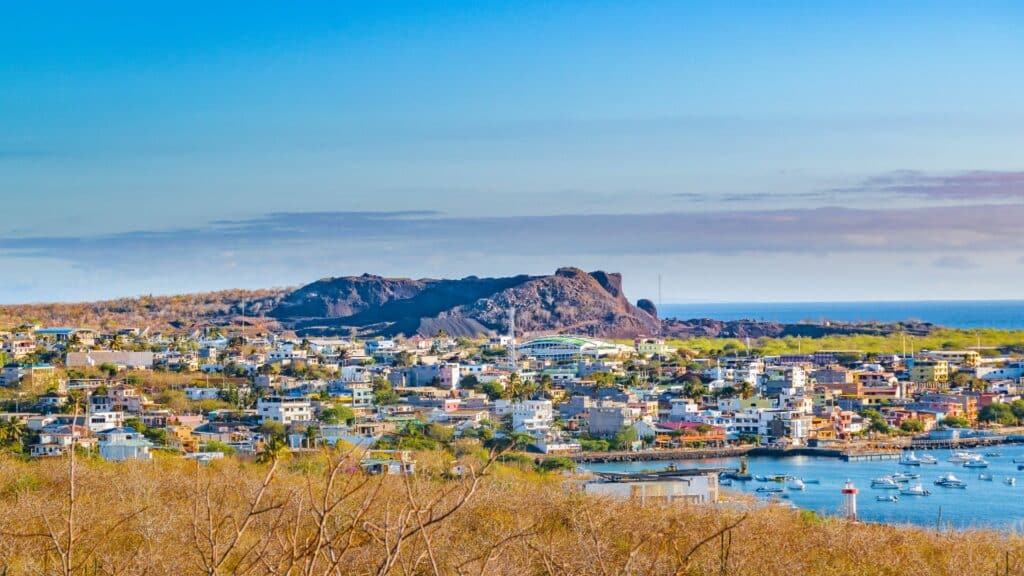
[583, 472, 719, 505]
[257, 396, 314, 425]
[97, 427, 154, 461]
[185, 387, 222, 401]
[87, 411, 124, 433]
[510, 400, 554, 433]
[516, 336, 631, 362]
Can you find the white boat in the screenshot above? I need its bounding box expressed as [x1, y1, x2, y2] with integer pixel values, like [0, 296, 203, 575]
[900, 483, 931, 496]
[978, 473, 994, 481]
[754, 475, 769, 482]
[948, 451, 982, 463]
[876, 494, 899, 502]
[891, 472, 920, 482]
[963, 459, 990, 469]
[787, 479, 806, 491]
[1005, 477, 1016, 486]
[871, 477, 900, 489]
[918, 454, 938, 465]
[934, 473, 967, 489]
[899, 452, 922, 466]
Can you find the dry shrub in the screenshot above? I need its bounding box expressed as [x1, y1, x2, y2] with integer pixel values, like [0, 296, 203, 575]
[0, 451, 1022, 575]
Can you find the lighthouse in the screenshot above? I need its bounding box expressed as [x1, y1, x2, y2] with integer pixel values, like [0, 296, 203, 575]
[841, 480, 859, 521]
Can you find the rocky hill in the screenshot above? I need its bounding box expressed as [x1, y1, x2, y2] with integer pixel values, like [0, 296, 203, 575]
[270, 268, 661, 338]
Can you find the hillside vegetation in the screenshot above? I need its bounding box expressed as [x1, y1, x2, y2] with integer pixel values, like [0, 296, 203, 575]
[0, 289, 287, 332]
[0, 450, 1021, 575]
[674, 327, 1024, 357]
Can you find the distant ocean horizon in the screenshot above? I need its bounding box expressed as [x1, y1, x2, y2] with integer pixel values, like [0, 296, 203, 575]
[659, 300, 1024, 330]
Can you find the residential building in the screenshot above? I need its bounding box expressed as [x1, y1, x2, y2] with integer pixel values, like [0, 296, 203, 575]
[257, 396, 314, 425]
[97, 427, 154, 461]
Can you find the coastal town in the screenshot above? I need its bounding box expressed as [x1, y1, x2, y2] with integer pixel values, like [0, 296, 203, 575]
[3, 318, 1024, 498]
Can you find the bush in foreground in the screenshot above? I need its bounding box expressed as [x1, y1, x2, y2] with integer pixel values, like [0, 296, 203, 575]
[0, 452, 1021, 575]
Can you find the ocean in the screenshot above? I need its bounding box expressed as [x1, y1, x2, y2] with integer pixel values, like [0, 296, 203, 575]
[660, 300, 1024, 330]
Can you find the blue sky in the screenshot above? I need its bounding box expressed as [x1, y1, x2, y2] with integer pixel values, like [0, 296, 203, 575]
[2, 1, 1024, 303]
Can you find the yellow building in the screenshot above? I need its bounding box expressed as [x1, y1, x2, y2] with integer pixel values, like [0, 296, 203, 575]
[166, 425, 200, 453]
[909, 360, 949, 384]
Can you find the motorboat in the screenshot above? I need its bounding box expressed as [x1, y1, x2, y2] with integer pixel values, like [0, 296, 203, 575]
[948, 451, 982, 463]
[985, 451, 1003, 457]
[754, 475, 770, 482]
[900, 483, 931, 496]
[899, 452, 922, 466]
[1005, 477, 1016, 486]
[891, 472, 920, 482]
[788, 479, 806, 491]
[876, 494, 899, 502]
[756, 486, 784, 494]
[978, 473, 994, 481]
[871, 477, 900, 489]
[801, 479, 820, 484]
[934, 473, 967, 489]
[963, 459, 990, 469]
[918, 454, 938, 465]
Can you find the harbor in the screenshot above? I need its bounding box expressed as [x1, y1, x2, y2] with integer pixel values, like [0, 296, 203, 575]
[586, 443, 1024, 530]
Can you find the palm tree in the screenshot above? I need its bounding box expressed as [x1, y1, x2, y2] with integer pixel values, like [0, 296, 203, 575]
[0, 419, 27, 448]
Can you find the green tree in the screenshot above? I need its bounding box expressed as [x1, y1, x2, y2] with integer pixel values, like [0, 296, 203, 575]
[609, 425, 638, 451]
[940, 415, 971, 428]
[372, 377, 400, 405]
[537, 456, 576, 473]
[899, 418, 925, 433]
[259, 420, 287, 443]
[860, 409, 892, 435]
[979, 403, 1016, 426]
[320, 405, 356, 425]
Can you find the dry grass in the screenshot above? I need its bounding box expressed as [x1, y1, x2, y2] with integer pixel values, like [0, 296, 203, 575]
[0, 451, 1021, 575]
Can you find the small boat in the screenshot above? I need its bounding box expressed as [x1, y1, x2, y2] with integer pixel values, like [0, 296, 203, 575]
[900, 483, 931, 496]
[1016, 465, 1024, 471]
[934, 473, 967, 489]
[899, 452, 922, 466]
[985, 451, 1003, 457]
[787, 479, 806, 491]
[891, 472, 920, 482]
[754, 475, 769, 482]
[876, 494, 899, 502]
[918, 454, 938, 465]
[1005, 477, 1016, 486]
[963, 460, 990, 469]
[1013, 458, 1024, 464]
[978, 473, 994, 481]
[769, 474, 789, 483]
[801, 479, 820, 484]
[871, 477, 900, 489]
[719, 479, 733, 487]
[948, 451, 982, 463]
[756, 486, 784, 494]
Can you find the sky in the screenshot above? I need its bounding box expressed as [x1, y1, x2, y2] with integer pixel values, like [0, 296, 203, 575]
[2, 1, 1024, 304]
